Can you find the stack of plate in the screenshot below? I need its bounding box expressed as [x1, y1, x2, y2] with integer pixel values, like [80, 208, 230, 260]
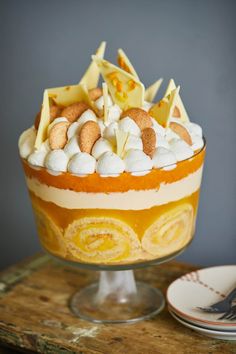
[167, 265, 236, 340]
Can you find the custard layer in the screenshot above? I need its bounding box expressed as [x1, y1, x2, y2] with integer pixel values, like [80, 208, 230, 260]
[26, 166, 203, 210]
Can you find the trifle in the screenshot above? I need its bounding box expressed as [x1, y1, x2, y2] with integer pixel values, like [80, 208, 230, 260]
[19, 42, 205, 323]
[19, 42, 205, 268]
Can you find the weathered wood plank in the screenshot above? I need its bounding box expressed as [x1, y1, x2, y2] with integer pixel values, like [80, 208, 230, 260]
[0, 254, 235, 354]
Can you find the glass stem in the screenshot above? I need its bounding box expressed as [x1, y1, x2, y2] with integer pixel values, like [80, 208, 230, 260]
[95, 270, 137, 304]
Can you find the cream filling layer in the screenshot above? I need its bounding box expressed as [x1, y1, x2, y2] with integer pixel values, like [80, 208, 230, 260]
[26, 166, 203, 210]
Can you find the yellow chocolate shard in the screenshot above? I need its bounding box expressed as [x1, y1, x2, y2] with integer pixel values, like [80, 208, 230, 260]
[47, 84, 90, 106]
[145, 78, 163, 102]
[79, 82, 96, 111]
[117, 49, 139, 79]
[79, 41, 106, 90]
[115, 129, 129, 158]
[34, 90, 50, 149]
[102, 82, 109, 123]
[93, 56, 144, 110]
[34, 83, 92, 148]
[149, 86, 180, 128]
[165, 79, 189, 122]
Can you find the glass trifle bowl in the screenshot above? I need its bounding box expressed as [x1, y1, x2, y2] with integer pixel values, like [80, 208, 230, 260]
[21, 141, 205, 323]
[19, 42, 206, 323]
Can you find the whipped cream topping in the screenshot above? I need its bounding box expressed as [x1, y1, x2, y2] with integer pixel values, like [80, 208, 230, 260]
[156, 135, 170, 149]
[152, 147, 177, 170]
[165, 127, 180, 142]
[76, 109, 97, 128]
[191, 134, 204, 151]
[19, 93, 204, 176]
[95, 94, 113, 111]
[95, 95, 122, 125]
[151, 118, 165, 137]
[185, 122, 202, 137]
[28, 148, 48, 167]
[92, 138, 113, 159]
[68, 152, 96, 175]
[118, 117, 141, 136]
[96, 151, 125, 176]
[124, 149, 153, 176]
[67, 122, 80, 139]
[124, 135, 143, 152]
[169, 139, 194, 161]
[19, 127, 36, 159]
[45, 150, 69, 172]
[107, 104, 122, 124]
[40, 139, 50, 152]
[64, 136, 81, 158]
[97, 120, 106, 135]
[103, 122, 118, 144]
[48, 117, 68, 134]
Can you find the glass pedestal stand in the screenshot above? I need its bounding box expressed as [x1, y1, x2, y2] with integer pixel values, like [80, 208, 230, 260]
[50, 245, 190, 324]
[70, 269, 165, 324]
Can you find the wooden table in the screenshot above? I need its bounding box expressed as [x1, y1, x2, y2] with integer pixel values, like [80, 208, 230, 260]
[0, 254, 235, 354]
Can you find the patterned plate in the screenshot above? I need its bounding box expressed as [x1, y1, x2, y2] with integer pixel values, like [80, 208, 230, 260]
[167, 265, 236, 331]
[169, 310, 236, 340]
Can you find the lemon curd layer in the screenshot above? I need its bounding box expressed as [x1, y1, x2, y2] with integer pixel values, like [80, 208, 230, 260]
[30, 190, 200, 264]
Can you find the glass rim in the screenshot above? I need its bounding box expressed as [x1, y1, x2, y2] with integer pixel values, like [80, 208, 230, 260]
[24, 137, 206, 177]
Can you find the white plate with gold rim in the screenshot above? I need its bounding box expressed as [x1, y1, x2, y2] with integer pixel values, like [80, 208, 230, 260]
[169, 309, 236, 340]
[167, 265, 236, 331]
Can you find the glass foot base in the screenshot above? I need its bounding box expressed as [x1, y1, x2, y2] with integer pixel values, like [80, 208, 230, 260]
[70, 280, 165, 324]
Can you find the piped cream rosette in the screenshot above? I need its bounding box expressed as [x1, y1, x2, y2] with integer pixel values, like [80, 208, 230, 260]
[142, 204, 194, 258]
[32, 204, 67, 258]
[64, 217, 141, 264]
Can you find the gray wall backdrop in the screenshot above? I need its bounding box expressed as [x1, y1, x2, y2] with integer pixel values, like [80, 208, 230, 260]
[1, 0, 235, 270]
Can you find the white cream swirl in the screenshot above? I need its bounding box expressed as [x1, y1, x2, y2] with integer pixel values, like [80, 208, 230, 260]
[169, 139, 194, 161]
[95, 95, 113, 110]
[124, 149, 153, 176]
[76, 109, 97, 127]
[96, 152, 125, 176]
[19, 127, 36, 158]
[47, 117, 68, 134]
[92, 138, 113, 159]
[103, 122, 118, 144]
[152, 147, 177, 170]
[45, 150, 69, 172]
[68, 152, 96, 175]
[64, 136, 81, 158]
[118, 117, 141, 136]
[124, 135, 143, 152]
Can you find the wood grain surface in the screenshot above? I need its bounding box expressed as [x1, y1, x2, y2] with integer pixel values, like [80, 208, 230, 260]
[0, 254, 235, 354]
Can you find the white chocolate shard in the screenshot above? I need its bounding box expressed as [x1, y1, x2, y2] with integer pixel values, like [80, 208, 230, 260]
[47, 84, 90, 106]
[35, 83, 92, 148]
[165, 79, 189, 122]
[79, 41, 106, 89]
[145, 78, 163, 102]
[34, 90, 50, 149]
[115, 129, 129, 158]
[117, 49, 139, 79]
[149, 86, 180, 128]
[102, 82, 109, 123]
[93, 56, 144, 110]
[79, 82, 96, 112]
